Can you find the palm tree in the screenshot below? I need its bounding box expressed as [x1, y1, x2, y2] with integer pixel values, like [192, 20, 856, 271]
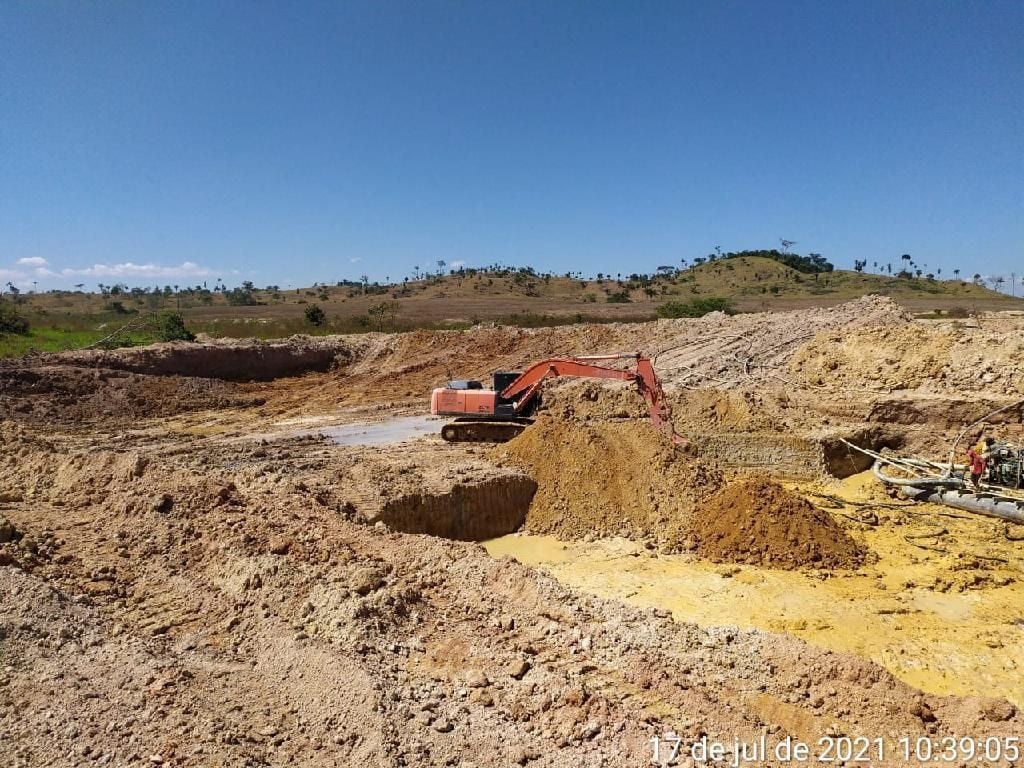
[953, 269, 960, 279]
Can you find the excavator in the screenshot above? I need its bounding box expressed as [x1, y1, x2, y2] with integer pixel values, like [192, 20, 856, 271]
[429, 353, 686, 444]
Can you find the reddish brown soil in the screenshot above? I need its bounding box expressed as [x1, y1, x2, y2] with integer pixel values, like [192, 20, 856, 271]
[690, 477, 867, 569]
[495, 418, 723, 543]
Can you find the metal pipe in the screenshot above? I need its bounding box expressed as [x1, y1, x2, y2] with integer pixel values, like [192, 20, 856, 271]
[872, 462, 963, 488]
[896, 485, 1024, 525]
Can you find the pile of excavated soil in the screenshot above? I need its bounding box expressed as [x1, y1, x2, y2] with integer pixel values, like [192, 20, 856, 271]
[790, 323, 1024, 396]
[689, 476, 866, 569]
[495, 418, 722, 542]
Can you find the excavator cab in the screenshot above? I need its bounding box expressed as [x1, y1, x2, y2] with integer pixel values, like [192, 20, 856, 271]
[493, 371, 531, 418]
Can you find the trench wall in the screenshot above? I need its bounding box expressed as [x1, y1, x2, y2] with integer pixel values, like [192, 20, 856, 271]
[373, 475, 537, 541]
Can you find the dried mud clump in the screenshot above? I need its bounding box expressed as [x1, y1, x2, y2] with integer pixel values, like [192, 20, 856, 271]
[495, 418, 722, 541]
[690, 476, 866, 569]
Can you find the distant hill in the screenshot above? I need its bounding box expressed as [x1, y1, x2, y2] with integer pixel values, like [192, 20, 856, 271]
[6, 256, 1021, 351]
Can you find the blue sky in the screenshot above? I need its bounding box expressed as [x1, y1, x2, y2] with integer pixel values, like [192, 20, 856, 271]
[1, 1, 1021, 290]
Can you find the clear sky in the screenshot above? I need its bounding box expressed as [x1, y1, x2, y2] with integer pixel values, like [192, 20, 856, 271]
[1, 1, 1021, 290]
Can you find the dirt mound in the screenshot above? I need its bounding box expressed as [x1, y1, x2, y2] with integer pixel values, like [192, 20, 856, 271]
[539, 378, 650, 422]
[495, 418, 722, 542]
[690, 477, 866, 569]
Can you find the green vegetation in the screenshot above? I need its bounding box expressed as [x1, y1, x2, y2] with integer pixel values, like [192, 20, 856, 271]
[367, 301, 399, 331]
[226, 283, 258, 306]
[656, 297, 735, 318]
[156, 313, 196, 342]
[0, 302, 30, 335]
[304, 304, 327, 327]
[711, 249, 833, 274]
[0, 326, 148, 358]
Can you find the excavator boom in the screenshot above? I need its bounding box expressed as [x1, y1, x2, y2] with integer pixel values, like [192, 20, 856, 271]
[431, 353, 685, 445]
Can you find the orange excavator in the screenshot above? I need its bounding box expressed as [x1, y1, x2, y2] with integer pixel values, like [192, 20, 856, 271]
[430, 353, 686, 444]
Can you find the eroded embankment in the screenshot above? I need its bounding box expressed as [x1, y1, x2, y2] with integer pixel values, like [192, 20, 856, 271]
[39, 335, 363, 381]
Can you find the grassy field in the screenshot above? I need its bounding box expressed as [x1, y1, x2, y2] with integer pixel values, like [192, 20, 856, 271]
[0, 326, 156, 357]
[2, 257, 1020, 358]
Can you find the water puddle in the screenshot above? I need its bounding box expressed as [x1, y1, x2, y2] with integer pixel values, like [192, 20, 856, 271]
[319, 415, 442, 446]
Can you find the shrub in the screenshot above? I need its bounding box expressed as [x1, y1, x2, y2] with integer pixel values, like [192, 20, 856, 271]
[606, 291, 632, 303]
[304, 304, 327, 327]
[656, 297, 735, 318]
[225, 287, 257, 306]
[155, 312, 195, 342]
[0, 302, 30, 334]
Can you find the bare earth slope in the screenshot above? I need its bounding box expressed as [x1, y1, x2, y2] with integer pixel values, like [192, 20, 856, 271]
[2, 297, 1023, 766]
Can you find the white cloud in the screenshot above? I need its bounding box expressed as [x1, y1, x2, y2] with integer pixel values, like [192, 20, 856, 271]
[349, 257, 362, 263]
[16, 256, 48, 267]
[59, 261, 212, 278]
[449, 260, 466, 269]
[0, 269, 26, 281]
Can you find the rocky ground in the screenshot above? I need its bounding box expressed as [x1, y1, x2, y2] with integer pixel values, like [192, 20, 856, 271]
[1, 297, 1022, 766]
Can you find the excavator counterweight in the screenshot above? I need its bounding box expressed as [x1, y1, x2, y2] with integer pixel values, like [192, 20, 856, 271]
[429, 353, 686, 445]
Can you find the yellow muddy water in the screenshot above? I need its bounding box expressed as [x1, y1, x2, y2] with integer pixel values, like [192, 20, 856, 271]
[485, 473, 1024, 706]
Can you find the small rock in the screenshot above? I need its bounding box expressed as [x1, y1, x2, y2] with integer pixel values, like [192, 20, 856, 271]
[350, 566, 385, 596]
[150, 494, 173, 514]
[269, 536, 293, 555]
[979, 698, 1016, 722]
[465, 670, 489, 688]
[508, 659, 531, 680]
[432, 718, 453, 733]
[0, 517, 20, 544]
[908, 699, 936, 723]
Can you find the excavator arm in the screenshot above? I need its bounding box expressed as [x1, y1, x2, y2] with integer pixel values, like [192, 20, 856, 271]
[500, 353, 686, 445]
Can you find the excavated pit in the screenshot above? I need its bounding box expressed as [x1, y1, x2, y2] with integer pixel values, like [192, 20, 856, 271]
[330, 441, 539, 541]
[374, 475, 537, 540]
[15, 335, 360, 381]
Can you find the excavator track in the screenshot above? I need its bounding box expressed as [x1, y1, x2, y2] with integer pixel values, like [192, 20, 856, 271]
[440, 418, 533, 443]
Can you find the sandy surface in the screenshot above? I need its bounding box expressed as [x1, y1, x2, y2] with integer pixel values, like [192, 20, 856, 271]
[486, 471, 1024, 708]
[2, 296, 1023, 766]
